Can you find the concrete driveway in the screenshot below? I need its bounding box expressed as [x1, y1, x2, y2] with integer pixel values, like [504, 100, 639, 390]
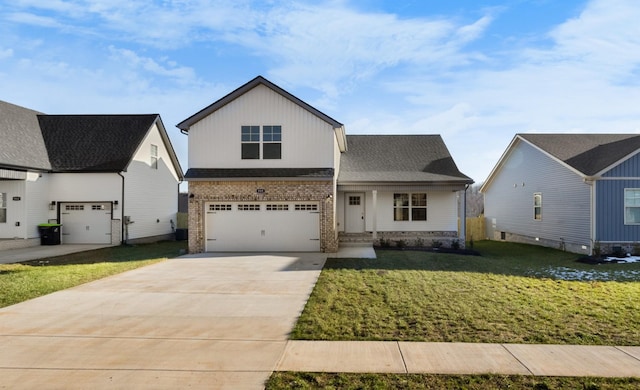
[0, 253, 327, 389]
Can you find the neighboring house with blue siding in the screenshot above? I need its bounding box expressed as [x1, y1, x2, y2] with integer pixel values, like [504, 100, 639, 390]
[481, 133, 640, 254]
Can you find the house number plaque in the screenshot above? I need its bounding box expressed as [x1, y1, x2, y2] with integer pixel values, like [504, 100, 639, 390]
[256, 189, 265, 194]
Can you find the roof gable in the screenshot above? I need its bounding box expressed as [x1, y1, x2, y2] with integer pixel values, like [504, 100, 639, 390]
[0, 100, 51, 171]
[38, 114, 160, 172]
[338, 135, 473, 183]
[519, 133, 640, 176]
[177, 76, 344, 131]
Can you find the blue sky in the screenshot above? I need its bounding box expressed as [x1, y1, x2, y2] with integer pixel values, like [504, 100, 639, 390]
[2, 0, 639, 185]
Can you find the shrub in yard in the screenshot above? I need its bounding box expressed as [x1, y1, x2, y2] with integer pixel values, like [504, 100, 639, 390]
[396, 239, 406, 248]
[451, 239, 460, 250]
[414, 237, 425, 247]
[431, 239, 443, 249]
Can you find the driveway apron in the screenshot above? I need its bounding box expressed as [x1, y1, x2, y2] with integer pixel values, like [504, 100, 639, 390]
[0, 253, 327, 389]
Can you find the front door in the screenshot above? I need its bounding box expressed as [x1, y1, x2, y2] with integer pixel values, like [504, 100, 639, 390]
[345, 193, 365, 233]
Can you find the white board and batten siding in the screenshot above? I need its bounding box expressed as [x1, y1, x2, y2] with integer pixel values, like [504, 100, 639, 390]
[205, 201, 320, 252]
[122, 123, 181, 240]
[189, 84, 337, 169]
[483, 140, 591, 246]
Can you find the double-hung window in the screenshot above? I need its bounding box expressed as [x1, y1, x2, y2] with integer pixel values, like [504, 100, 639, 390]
[0, 193, 6, 223]
[624, 189, 640, 224]
[533, 193, 542, 221]
[241, 125, 281, 159]
[393, 193, 427, 221]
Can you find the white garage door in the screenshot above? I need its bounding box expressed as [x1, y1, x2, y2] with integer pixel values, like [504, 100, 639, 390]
[60, 203, 112, 244]
[205, 202, 320, 252]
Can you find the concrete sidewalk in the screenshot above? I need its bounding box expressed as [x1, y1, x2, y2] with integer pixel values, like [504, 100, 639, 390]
[277, 341, 640, 377]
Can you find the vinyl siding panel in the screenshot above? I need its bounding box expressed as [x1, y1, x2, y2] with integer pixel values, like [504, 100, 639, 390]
[0, 180, 27, 239]
[123, 123, 180, 240]
[188, 84, 336, 169]
[25, 173, 50, 238]
[484, 140, 591, 247]
[595, 179, 640, 241]
[602, 152, 640, 177]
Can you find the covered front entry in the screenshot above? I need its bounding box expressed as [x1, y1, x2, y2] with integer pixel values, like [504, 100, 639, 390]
[205, 201, 320, 252]
[60, 202, 112, 244]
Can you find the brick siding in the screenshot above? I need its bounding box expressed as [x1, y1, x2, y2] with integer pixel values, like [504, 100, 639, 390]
[188, 180, 338, 253]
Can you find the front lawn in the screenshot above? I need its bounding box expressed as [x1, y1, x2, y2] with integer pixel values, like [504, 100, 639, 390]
[291, 241, 640, 345]
[0, 240, 187, 308]
[267, 373, 640, 389]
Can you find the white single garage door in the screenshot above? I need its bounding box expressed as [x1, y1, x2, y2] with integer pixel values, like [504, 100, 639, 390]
[60, 203, 112, 244]
[205, 202, 320, 252]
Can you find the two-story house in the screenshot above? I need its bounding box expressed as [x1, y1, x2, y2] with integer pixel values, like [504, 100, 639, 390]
[178, 76, 473, 253]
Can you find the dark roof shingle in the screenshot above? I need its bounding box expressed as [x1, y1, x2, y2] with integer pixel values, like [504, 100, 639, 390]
[338, 135, 473, 183]
[185, 168, 334, 180]
[38, 115, 159, 172]
[0, 100, 51, 171]
[519, 133, 640, 176]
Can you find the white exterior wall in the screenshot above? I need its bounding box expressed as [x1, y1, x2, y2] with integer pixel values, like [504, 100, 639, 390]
[0, 180, 27, 239]
[189, 85, 337, 169]
[0, 173, 49, 239]
[483, 140, 591, 247]
[122, 123, 180, 240]
[336, 190, 458, 232]
[25, 173, 50, 238]
[49, 173, 122, 213]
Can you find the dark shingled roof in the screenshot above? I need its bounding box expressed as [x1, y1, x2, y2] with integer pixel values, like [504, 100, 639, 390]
[0, 100, 51, 171]
[185, 168, 334, 180]
[338, 135, 473, 183]
[519, 133, 640, 176]
[38, 115, 160, 172]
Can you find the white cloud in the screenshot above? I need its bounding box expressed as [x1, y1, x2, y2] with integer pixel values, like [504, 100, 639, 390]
[0, 48, 13, 59]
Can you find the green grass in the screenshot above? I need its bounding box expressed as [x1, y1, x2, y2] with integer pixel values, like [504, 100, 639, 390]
[0, 240, 187, 308]
[267, 373, 640, 389]
[291, 241, 640, 345]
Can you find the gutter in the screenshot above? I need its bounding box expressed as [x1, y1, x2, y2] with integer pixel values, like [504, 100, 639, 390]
[118, 172, 125, 245]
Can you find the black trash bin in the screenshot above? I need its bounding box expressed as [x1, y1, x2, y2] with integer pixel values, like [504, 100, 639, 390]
[38, 223, 62, 245]
[175, 228, 188, 241]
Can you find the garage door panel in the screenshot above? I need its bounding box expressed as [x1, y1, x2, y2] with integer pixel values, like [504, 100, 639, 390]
[205, 202, 320, 252]
[60, 203, 112, 244]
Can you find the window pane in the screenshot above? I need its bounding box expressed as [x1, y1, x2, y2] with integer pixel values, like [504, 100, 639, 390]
[534, 193, 542, 207]
[241, 126, 259, 142]
[412, 193, 426, 206]
[263, 143, 281, 159]
[412, 208, 427, 221]
[0, 193, 5, 208]
[394, 194, 409, 207]
[534, 206, 542, 220]
[241, 143, 260, 159]
[626, 207, 640, 224]
[0, 208, 5, 223]
[394, 208, 409, 221]
[625, 189, 640, 206]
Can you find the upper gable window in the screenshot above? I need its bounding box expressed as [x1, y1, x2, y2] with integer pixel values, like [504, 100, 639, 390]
[241, 125, 281, 160]
[150, 144, 158, 169]
[624, 189, 640, 224]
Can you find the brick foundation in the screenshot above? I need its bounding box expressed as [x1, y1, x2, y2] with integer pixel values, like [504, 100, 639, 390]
[188, 180, 338, 253]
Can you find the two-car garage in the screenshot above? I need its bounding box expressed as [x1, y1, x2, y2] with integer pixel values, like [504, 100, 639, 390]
[205, 201, 320, 252]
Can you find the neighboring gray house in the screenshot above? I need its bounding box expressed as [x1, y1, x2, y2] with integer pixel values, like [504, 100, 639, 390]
[481, 133, 640, 254]
[178, 76, 473, 253]
[0, 100, 184, 250]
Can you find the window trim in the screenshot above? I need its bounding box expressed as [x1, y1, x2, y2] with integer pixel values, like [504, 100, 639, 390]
[393, 193, 427, 221]
[0, 192, 6, 223]
[241, 125, 282, 160]
[533, 193, 542, 221]
[150, 144, 158, 169]
[624, 188, 640, 225]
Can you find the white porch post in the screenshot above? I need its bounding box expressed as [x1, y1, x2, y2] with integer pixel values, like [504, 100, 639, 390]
[372, 190, 378, 240]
